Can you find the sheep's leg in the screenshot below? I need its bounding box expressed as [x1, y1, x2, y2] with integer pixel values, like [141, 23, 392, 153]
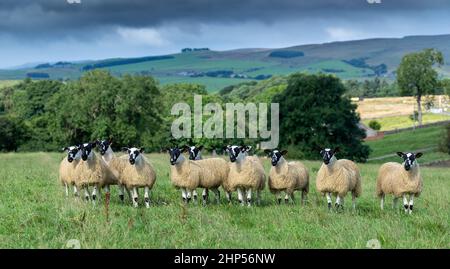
[83, 186, 90, 201]
[276, 191, 282, 205]
[64, 183, 69, 197]
[237, 188, 244, 206]
[289, 193, 295, 205]
[257, 191, 261, 206]
[181, 188, 187, 204]
[192, 189, 198, 202]
[186, 190, 192, 203]
[393, 197, 398, 210]
[402, 194, 408, 213]
[335, 196, 344, 211]
[225, 191, 232, 204]
[351, 193, 356, 211]
[144, 186, 150, 208]
[132, 187, 138, 208]
[326, 192, 332, 210]
[187, 190, 193, 204]
[380, 194, 385, 210]
[246, 189, 252, 207]
[301, 191, 307, 206]
[73, 185, 79, 197]
[104, 185, 110, 200]
[408, 194, 414, 214]
[211, 188, 220, 204]
[118, 184, 125, 203]
[202, 188, 208, 206]
[284, 193, 289, 204]
[91, 185, 98, 204]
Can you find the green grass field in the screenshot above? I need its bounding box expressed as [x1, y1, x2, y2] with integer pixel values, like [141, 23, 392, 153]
[363, 113, 450, 131]
[0, 152, 448, 249]
[364, 125, 449, 164]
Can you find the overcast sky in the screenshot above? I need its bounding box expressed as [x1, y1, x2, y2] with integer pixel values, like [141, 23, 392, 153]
[1, 0, 450, 68]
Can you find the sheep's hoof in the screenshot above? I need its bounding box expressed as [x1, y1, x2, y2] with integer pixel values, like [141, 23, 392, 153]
[327, 202, 332, 209]
[193, 195, 198, 201]
[187, 197, 191, 204]
[85, 196, 90, 201]
[144, 197, 150, 207]
[119, 194, 124, 202]
[277, 198, 282, 205]
[239, 200, 244, 206]
[92, 195, 97, 201]
[285, 198, 289, 204]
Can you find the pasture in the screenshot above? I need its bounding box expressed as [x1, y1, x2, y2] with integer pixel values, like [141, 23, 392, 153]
[0, 152, 448, 249]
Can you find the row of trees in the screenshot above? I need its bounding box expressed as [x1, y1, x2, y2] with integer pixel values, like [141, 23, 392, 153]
[0, 71, 370, 161]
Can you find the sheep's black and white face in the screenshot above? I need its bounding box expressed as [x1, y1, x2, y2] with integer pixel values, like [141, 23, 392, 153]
[97, 139, 112, 155]
[397, 152, 422, 171]
[320, 148, 338, 165]
[79, 142, 96, 161]
[225, 145, 250, 163]
[63, 146, 80, 163]
[123, 147, 144, 165]
[167, 147, 185, 165]
[265, 149, 287, 166]
[187, 145, 203, 160]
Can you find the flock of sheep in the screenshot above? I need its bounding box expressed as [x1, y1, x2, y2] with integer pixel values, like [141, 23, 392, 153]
[59, 139, 423, 213]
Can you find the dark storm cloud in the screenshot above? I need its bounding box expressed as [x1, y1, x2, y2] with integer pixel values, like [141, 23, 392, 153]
[1, 0, 449, 40]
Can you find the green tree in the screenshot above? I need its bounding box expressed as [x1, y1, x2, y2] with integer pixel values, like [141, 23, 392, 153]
[273, 73, 370, 162]
[0, 116, 29, 151]
[397, 49, 444, 126]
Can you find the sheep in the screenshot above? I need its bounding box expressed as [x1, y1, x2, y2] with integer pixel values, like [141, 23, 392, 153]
[316, 147, 362, 210]
[74, 142, 117, 203]
[59, 145, 82, 197]
[167, 146, 229, 205]
[376, 152, 423, 214]
[167, 147, 202, 203]
[186, 145, 208, 203]
[264, 149, 309, 205]
[120, 147, 157, 208]
[97, 138, 130, 202]
[224, 145, 266, 206]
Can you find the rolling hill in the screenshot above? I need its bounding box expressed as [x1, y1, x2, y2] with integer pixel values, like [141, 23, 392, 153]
[1, 34, 450, 92]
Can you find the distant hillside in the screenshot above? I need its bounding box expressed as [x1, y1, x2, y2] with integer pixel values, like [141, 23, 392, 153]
[1, 34, 450, 92]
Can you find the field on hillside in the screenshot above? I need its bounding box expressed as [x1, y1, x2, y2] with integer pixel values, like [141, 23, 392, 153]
[362, 114, 450, 131]
[0, 152, 448, 249]
[355, 95, 449, 119]
[365, 125, 450, 163]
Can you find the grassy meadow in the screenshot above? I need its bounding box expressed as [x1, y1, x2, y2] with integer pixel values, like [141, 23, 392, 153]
[0, 151, 448, 249]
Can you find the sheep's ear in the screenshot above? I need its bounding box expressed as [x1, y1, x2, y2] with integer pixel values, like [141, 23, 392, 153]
[264, 149, 272, 155]
[62, 147, 69, 152]
[108, 137, 113, 144]
[198, 145, 204, 151]
[281, 150, 288, 156]
[246, 146, 252, 152]
[181, 146, 188, 153]
[396, 152, 404, 158]
[122, 147, 129, 153]
[333, 147, 340, 153]
[95, 140, 100, 145]
[320, 150, 324, 155]
[415, 152, 423, 159]
[139, 148, 145, 153]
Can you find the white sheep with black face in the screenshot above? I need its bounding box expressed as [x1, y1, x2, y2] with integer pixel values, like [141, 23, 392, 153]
[168, 146, 228, 205]
[74, 142, 117, 204]
[186, 145, 207, 203]
[224, 145, 266, 206]
[376, 152, 423, 214]
[264, 149, 309, 205]
[316, 147, 362, 211]
[59, 145, 82, 197]
[119, 147, 157, 208]
[96, 138, 129, 202]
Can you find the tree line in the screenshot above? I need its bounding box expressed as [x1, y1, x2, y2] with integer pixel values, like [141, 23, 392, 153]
[0, 70, 370, 161]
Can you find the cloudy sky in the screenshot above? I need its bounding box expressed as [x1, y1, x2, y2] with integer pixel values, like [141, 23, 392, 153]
[1, 0, 450, 68]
